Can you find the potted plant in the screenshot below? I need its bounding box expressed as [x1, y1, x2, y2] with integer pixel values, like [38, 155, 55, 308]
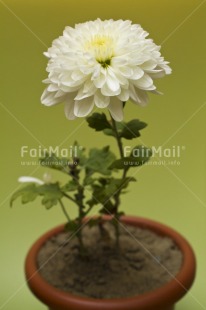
[11, 18, 196, 310]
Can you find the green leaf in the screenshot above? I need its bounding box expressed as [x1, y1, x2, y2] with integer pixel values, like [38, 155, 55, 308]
[86, 177, 135, 210]
[10, 182, 63, 209]
[86, 113, 111, 131]
[84, 146, 116, 175]
[103, 128, 115, 137]
[104, 120, 146, 140]
[86, 183, 114, 210]
[61, 180, 78, 192]
[110, 158, 129, 169]
[10, 184, 39, 206]
[40, 153, 69, 174]
[83, 176, 96, 186]
[36, 183, 64, 209]
[120, 119, 147, 140]
[104, 177, 136, 197]
[103, 122, 124, 137]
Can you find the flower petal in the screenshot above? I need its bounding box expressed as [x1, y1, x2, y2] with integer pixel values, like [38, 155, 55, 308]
[74, 88, 88, 100]
[101, 82, 121, 96]
[134, 89, 149, 106]
[93, 70, 106, 88]
[140, 60, 157, 70]
[112, 56, 128, 66]
[118, 88, 130, 101]
[148, 69, 166, 79]
[131, 67, 144, 79]
[118, 66, 133, 78]
[74, 97, 94, 117]
[108, 97, 123, 121]
[47, 84, 59, 92]
[54, 90, 66, 98]
[129, 84, 140, 103]
[74, 80, 96, 100]
[94, 91, 110, 108]
[106, 70, 120, 92]
[18, 176, 44, 185]
[71, 70, 85, 81]
[41, 88, 65, 106]
[64, 95, 76, 120]
[133, 74, 155, 90]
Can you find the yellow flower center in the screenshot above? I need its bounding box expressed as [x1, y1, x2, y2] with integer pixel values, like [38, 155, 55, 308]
[85, 35, 114, 68]
[91, 37, 108, 47]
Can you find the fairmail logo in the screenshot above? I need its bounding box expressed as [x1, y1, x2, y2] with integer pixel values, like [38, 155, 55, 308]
[124, 145, 185, 158]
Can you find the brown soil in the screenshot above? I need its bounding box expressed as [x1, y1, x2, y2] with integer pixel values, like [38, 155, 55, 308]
[37, 222, 182, 299]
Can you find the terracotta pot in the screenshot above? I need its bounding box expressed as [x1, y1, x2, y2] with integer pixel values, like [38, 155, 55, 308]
[25, 216, 196, 310]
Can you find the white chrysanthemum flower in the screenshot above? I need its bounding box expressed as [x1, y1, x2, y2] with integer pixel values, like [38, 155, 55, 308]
[41, 19, 171, 121]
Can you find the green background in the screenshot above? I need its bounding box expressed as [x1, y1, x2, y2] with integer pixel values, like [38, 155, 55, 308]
[0, 0, 206, 309]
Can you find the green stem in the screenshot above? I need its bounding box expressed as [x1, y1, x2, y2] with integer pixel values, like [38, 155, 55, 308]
[61, 188, 87, 252]
[110, 115, 129, 247]
[110, 116, 124, 159]
[76, 184, 87, 254]
[114, 217, 120, 248]
[110, 114, 129, 203]
[110, 114, 128, 179]
[59, 199, 71, 222]
[71, 170, 86, 253]
[62, 192, 77, 204]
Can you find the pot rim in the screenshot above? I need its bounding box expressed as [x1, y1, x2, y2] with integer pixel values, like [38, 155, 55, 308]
[25, 216, 196, 310]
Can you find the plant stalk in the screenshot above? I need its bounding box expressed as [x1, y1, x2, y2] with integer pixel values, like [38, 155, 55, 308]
[59, 199, 71, 222]
[110, 114, 129, 247]
[110, 116, 124, 159]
